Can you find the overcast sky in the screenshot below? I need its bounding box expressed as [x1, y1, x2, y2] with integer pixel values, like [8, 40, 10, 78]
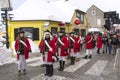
[0, 0, 119, 25]
[10, 0, 120, 14]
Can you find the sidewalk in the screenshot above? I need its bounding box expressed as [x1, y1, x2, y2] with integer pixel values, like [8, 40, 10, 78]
[113, 48, 120, 80]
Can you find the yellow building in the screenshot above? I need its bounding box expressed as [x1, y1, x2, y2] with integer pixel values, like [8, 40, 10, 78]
[70, 9, 88, 37]
[8, 20, 70, 47]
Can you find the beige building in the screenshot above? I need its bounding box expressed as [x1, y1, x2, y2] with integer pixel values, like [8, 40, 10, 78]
[86, 5, 105, 33]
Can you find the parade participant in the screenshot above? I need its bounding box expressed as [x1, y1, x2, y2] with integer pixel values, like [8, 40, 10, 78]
[52, 32, 59, 61]
[57, 30, 69, 71]
[15, 30, 31, 75]
[69, 32, 75, 65]
[74, 32, 81, 61]
[96, 33, 102, 54]
[39, 30, 56, 77]
[102, 34, 108, 53]
[84, 32, 93, 59]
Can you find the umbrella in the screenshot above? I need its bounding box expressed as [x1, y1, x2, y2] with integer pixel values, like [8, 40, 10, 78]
[88, 28, 100, 32]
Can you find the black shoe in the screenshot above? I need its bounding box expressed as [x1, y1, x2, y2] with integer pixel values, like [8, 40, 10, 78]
[58, 67, 62, 71]
[58, 61, 62, 71]
[18, 70, 21, 76]
[84, 55, 88, 59]
[103, 51, 104, 54]
[48, 72, 53, 77]
[44, 73, 48, 76]
[23, 69, 27, 74]
[89, 55, 92, 59]
[97, 52, 100, 54]
[41, 64, 46, 67]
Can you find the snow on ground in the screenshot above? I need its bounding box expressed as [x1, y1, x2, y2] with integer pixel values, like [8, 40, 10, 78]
[0, 47, 15, 66]
[0, 36, 40, 66]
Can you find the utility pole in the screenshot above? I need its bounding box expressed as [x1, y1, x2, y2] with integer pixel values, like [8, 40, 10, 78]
[1, 0, 12, 48]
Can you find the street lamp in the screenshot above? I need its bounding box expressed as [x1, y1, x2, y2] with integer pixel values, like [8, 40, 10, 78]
[1, 0, 12, 48]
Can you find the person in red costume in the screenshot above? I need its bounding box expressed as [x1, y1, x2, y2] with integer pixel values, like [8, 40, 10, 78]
[39, 30, 56, 77]
[84, 32, 94, 59]
[15, 30, 31, 75]
[97, 33, 102, 54]
[57, 30, 69, 71]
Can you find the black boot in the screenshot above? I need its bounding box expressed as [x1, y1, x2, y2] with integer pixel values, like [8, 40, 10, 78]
[58, 61, 62, 71]
[71, 57, 75, 65]
[70, 57, 73, 65]
[61, 61, 65, 71]
[89, 55, 92, 59]
[84, 55, 88, 59]
[48, 64, 53, 77]
[97, 48, 100, 54]
[44, 65, 49, 76]
[103, 51, 104, 54]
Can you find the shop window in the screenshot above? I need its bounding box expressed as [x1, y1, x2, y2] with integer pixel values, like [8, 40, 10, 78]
[33, 28, 39, 40]
[60, 28, 65, 32]
[14, 27, 39, 41]
[51, 27, 58, 34]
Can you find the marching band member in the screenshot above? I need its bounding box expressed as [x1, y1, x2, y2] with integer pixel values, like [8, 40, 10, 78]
[84, 32, 94, 59]
[39, 30, 56, 77]
[15, 30, 31, 75]
[73, 32, 81, 61]
[69, 32, 76, 65]
[57, 30, 69, 71]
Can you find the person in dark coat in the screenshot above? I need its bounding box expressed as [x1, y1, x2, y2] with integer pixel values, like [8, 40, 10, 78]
[102, 34, 108, 53]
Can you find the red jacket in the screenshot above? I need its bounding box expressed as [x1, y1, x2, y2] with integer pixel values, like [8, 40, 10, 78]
[57, 36, 69, 56]
[39, 39, 56, 62]
[97, 35, 102, 48]
[15, 38, 31, 60]
[85, 35, 93, 49]
[73, 37, 81, 53]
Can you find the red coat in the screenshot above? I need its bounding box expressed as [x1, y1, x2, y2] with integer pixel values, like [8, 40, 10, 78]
[97, 35, 102, 48]
[15, 38, 31, 60]
[73, 37, 81, 53]
[85, 35, 93, 49]
[39, 39, 56, 62]
[52, 37, 58, 54]
[57, 36, 69, 56]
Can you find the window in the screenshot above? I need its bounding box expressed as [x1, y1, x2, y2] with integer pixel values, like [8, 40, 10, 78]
[51, 27, 58, 34]
[73, 29, 79, 34]
[60, 28, 65, 32]
[76, 13, 84, 24]
[14, 27, 39, 40]
[33, 28, 39, 40]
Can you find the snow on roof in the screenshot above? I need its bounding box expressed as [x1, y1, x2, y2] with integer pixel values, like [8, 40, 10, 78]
[10, 0, 77, 22]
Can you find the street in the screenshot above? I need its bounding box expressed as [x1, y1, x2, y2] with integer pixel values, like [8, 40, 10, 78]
[0, 48, 119, 80]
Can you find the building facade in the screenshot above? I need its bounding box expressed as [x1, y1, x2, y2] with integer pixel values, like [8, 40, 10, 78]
[70, 9, 88, 37]
[86, 5, 105, 33]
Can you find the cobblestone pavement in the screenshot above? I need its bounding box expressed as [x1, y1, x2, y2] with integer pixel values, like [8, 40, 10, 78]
[0, 48, 119, 80]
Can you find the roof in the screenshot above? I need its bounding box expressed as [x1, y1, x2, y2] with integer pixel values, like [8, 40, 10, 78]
[10, 0, 77, 23]
[86, 5, 104, 13]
